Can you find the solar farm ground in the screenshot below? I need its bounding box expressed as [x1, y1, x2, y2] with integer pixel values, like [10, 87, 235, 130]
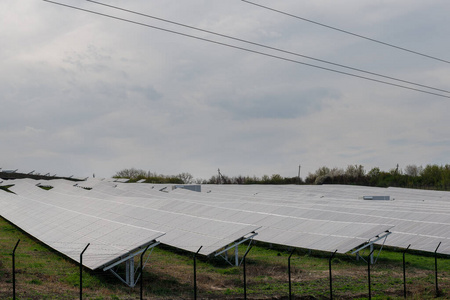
[1, 217, 450, 299]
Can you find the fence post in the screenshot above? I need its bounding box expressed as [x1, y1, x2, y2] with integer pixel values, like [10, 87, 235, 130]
[288, 249, 295, 300]
[12, 239, 20, 300]
[194, 246, 202, 300]
[80, 243, 90, 300]
[140, 244, 151, 300]
[403, 244, 411, 298]
[243, 245, 253, 300]
[329, 250, 337, 300]
[368, 248, 375, 300]
[435, 242, 441, 297]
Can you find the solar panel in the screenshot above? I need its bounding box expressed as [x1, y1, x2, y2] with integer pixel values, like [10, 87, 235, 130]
[80, 180, 392, 254]
[2, 179, 259, 258]
[193, 184, 450, 254]
[0, 186, 164, 270]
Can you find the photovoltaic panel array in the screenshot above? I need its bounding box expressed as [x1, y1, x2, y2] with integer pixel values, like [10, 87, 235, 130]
[74, 179, 392, 254]
[0, 179, 259, 269]
[187, 184, 450, 254]
[3, 178, 447, 271]
[0, 179, 164, 270]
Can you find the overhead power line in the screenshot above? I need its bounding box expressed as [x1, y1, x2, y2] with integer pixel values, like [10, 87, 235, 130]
[85, 0, 450, 95]
[242, 0, 450, 65]
[42, 0, 450, 99]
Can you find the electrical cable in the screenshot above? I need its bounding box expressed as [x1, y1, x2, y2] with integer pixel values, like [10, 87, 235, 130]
[86, 0, 450, 95]
[42, 0, 450, 99]
[242, 0, 450, 65]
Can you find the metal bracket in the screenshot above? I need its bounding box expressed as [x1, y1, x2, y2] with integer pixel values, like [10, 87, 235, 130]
[352, 231, 391, 264]
[214, 232, 257, 266]
[103, 241, 160, 287]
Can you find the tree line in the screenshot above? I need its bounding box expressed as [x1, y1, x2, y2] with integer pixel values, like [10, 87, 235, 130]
[113, 168, 299, 185]
[113, 168, 190, 184]
[305, 164, 450, 190]
[114, 164, 450, 191]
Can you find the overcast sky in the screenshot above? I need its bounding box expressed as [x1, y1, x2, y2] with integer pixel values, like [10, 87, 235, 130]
[1, 0, 449, 180]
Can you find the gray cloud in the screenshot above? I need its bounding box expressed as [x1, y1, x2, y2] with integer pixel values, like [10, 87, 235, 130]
[1, 0, 449, 179]
[213, 88, 339, 120]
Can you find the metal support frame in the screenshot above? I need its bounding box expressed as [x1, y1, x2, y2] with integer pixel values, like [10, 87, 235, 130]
[352, 231, 391, 264]
[103, 241, 160, 287]
[214, 232, 257, 266]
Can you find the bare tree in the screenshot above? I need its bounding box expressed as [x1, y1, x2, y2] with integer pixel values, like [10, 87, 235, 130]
[315, 166, 331, 177]
[177, 172, 194, 184]
[114, 168, 147, 179]
[329, 167, 344, 178]
[404, 164, 422, 177]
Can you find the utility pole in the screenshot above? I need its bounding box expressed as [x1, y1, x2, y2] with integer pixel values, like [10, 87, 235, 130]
[298, 165, 301, 184]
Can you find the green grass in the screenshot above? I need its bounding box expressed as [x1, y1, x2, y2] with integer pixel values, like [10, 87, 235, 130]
[0, 185, 15, 194]
[0, 216, 449, 299]
[37, 185, 53, 191]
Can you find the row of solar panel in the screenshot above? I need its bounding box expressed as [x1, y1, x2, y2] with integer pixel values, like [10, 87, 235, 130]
[1, 178, 449, 271]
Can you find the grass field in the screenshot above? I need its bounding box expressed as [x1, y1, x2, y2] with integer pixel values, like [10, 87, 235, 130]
[0, 216, 449, 299]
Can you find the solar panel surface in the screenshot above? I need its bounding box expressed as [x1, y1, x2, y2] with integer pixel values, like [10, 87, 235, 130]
[0, 180, 164, 270]
[76, 180, 392, 254]
[193, 184, 450, 254]
[1, 179, 259, 265]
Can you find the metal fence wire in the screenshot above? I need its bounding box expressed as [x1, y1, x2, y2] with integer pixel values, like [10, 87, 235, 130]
[2, 238, 449, 299]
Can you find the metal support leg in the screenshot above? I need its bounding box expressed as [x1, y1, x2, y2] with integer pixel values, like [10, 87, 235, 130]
[214, 232, 258, 266]
[351, 231, 391, 265]
[104, 241, 160, 288]
[125, 259, 130, 286]
[125, 258, 135, 287]
[130, 258, 134, 286]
